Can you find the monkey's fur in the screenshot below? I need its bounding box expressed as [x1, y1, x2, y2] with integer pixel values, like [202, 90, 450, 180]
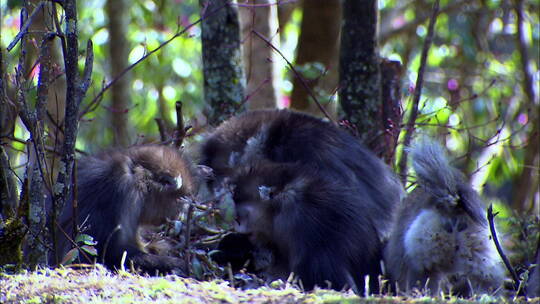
[384, 140, 505, 296]
[55, 145, 199, 274]
[528, 242, 540, 298]
[201, 109, 403, 292]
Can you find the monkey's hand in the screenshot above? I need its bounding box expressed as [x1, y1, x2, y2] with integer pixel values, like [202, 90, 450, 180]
[129, 253, 187, 276]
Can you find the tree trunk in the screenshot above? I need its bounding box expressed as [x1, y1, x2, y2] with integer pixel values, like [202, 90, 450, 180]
[239, 0, 279, 110]
[290, 0, 340, 118]
[339, 0, 380, 143]
[200, 0, 246, 124]
[106, 0, 131, 147]
[378, 59, 402, 164]
[24, 142, 48, 267]
[511, 0, 540, 212]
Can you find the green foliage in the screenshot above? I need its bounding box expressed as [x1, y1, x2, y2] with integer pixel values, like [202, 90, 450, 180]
[382, 1, 538, 206]
[61, 234, 98, 265]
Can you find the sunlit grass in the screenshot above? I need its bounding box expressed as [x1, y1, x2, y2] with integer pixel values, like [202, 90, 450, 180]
[0, 266, 531, 304]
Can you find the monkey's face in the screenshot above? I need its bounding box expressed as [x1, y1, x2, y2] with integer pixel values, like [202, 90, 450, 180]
[127, 146, 198, 226]
[233, 184, 276, 246]
[231, 163, 290, 246]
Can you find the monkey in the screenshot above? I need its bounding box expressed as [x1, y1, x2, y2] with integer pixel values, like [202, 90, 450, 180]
[210, 232, 256, 272]
[231, 161, 388, 291]
[528, 239, 540, 298]
[384, 139, 506, 296]
[54, 145, 200, 275]
[200, 109, 404, 292]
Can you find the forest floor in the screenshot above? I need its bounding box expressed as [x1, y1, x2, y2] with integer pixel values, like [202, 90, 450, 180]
[0, 266, 536, 304]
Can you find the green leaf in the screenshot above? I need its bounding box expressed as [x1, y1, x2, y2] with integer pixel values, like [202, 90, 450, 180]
[75, 234, 97, 246]
[80, 245, 98, 256]
[61, 248, 79, 265]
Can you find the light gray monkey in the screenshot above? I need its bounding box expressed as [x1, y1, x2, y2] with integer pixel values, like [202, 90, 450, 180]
[384, 139, 506, 296]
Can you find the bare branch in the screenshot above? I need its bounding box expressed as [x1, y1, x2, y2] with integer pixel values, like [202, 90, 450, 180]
[514, 0, 538, 106]
[398, 0, 440, 185]
[82, 4, 229, 118]
[174, 101, 186, 148]
[183, 199, 195, 276]
[36, 33, 56, 121]
[15, 8, 32, 129]
[80, 39, 94, 98]
[155, 118, 168, 143]
[7, 2, 46, 52]
[252, 30, 334, 122]
[487, 204, 520, 292]
[53, 0, 85, 231]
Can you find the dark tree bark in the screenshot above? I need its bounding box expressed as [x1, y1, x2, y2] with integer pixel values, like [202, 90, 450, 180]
[277, 1, 296, 33]
[239, 0, 279, 110]
[339, 0, 380, 143]
[290, 0, 340, 117]
[106, 0, 131, 147]
[378, 60, 402, 164]
[511, 0, 539, 212]
[24, 33, 55, 267]
[52, 0, 93, 263]
[0, 47, 18, 217]
[200, 0, 246, 124]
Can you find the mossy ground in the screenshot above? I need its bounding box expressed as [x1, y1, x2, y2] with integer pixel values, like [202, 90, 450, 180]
[0, 266, 536, 304]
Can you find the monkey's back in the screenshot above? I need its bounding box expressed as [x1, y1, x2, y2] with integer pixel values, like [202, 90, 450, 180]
[202, 109, 404, 292]
[202, 109, 403, 237]
[54, 145, 199, 272]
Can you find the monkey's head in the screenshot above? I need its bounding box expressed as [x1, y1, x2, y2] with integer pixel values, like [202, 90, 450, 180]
[411, 139, 486, 230]
[231, 162, 299, 247]
[120, 145, 199, 225]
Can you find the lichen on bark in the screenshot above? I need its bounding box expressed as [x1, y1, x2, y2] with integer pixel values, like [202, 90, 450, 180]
[339, 0, 381, 142]
[200, 0, 246, 125]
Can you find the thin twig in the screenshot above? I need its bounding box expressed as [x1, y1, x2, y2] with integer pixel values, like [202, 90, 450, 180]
[81, 3, 229, 118]
[72, 159, 79, 248]
[80, 40, 94, 98]
[252, 30, 334, 122]
[15, 8, 32, 129]
[397, 0, 440, 185]
[487, 204, 520, 290]
[7, 2, 46, 51]
[174, 101, 186, 148]
[155, 118, 168, 142]
[183, 199, 195, 276]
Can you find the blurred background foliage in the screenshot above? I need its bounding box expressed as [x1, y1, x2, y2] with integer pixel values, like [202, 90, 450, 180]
[1, 0, 538, 266]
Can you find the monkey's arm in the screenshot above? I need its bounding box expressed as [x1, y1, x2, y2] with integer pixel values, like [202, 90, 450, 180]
[129, 250, 186, 276]
[107, 243, 186, 276]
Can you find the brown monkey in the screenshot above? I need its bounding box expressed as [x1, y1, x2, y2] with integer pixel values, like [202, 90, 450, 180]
[55, 145, 199, 274]
[384, 139, 505, 296]
[201, 110, 403, 292]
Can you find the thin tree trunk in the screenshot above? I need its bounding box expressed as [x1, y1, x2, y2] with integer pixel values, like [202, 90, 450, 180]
[339, 0, 380, 142]
[106, 0, 131, 147]
[239, 0, 279, 110]
[277, 1, 295, 34]
[200, 0, 246, 124]
[378, 59, 402, 164]
[511, 0, 540, 212]
[290, 0, 340, 117]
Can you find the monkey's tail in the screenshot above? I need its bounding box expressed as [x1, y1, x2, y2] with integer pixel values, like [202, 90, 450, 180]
[410, 138, 459, 194]
[410, 138, 487, 225]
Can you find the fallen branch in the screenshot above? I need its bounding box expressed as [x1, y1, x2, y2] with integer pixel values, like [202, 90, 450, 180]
[397, 0, 440, 185]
